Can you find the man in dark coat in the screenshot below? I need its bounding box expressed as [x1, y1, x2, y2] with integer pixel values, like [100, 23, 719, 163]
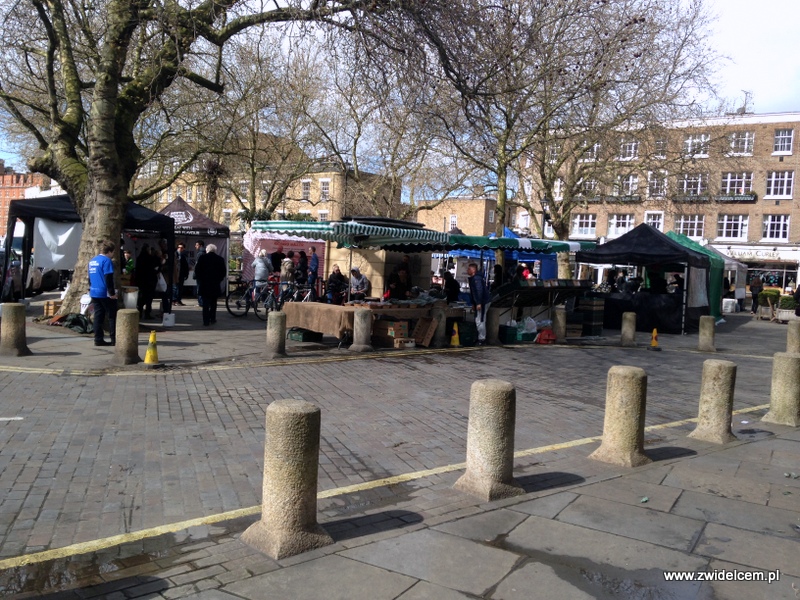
[194, 243, 227, 326]
[467, 263, 491, 345]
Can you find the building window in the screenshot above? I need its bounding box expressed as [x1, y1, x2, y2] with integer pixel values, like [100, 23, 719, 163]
[615, 174, 639, 196]
[654, 138, 667, 159]
[675, 214, 704, 238]
[166, 187, 173, 202]
[644, 211, 664, 231]
[608, 214, 635, 238]
[224, 189, 232, 203]
[763, 215, 789, 241]
[716, 214, 748, 240]
[765, 171, 794, 198]
[449, 214, 458, 230]
[647, 171, 667, 197]
[320, 179, 330, 202]
[571, 213, 597, 237]
[720, 172, 754, 195]
[518, 212, 531, 229]
[683, 133, 710, 157]
[301, 180, 311, 202]
[185, 186, 193, 202]
[580, 141, 601, 162]
[579, 178, 598, 197]
[547, 144, 560, 163]
[488, 210, 495, 223]
[729, 131, 754, 155]
[222, 209, 232, 226]
[773, 129, 794, 154]
[619, 138, 639, 160]
[318, 210, 330, 222]
[679, 173, 708, 196]
[196, 186, 204, 204]
[239, 180, 249, 198]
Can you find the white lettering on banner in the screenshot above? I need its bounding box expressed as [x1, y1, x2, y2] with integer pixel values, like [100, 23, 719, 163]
[168, 210, 194, 226]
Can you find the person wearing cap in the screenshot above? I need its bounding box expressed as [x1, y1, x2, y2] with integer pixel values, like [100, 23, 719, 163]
[350, 267, 370, 300]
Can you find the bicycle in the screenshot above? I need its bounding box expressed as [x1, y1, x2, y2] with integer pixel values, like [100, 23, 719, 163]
[225, 277, 281, 320]
[281, 282, 318, 304]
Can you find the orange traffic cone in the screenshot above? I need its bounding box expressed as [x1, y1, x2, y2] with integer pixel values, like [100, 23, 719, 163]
[648, 328, 662, 351]
[450, 322, 461, 347]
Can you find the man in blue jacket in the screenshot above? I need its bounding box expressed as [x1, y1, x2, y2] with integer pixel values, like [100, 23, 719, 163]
[467, 263, 491, 345]
[88, 241, 118, 346]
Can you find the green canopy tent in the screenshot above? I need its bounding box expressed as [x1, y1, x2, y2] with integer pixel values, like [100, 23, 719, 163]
[665, 232, 725, 321]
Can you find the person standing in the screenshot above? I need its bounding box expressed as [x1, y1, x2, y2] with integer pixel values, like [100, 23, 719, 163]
[173, 243, 190, 305]
[194, 243, 226, 326]
[308, 246, 319, 290]
[270, 245, 285, 274]
[467, 262, 491, 345]
[88, 241, 118, 347]
[194, 240, 206, 306]
[136, 244, 158, 319]
[749, 275, 763, 314]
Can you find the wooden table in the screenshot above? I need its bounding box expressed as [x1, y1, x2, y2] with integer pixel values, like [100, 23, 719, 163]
[281, 303, 465, 340]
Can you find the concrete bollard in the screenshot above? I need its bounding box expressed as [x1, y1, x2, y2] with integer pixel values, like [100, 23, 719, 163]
[431, 307, 448, 348]
[264, 311, 287, 359]
[589, 366, 651, 467]
[688, 360, 737, 444]
[486, 307, 502, 346]
[620, 312, 637, 347]
[240, 399, 333, 559]
[698, 315, 716, 352]
[453, 379, 524, 500]
[553, 306, 567, 342]
[787, 321, 800, 353]
[0, 303, 32, 357]
[111, 309, 141, 366]
[762, 352, 800, 427]
[349, 308, 374, 352]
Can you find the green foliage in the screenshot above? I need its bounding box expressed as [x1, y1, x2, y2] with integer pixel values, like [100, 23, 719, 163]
[758, 288, 781, 306]
[778, 295, 798, 310]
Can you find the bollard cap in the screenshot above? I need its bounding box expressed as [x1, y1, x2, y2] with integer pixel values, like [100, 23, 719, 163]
[267, 399, 320, 415]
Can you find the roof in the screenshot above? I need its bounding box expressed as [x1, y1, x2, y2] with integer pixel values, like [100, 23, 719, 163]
[159, 196, 229, 237]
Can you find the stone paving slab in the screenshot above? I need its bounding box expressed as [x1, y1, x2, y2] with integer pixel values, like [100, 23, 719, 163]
[703, 559, 800, 600]
[432, 508, 527, 542]
[339, 529, 520, 595]
[694, 523, 800, 577]
[505, 491, 579, 519]
[574, 477, 683, 513]
[661, 464, 771, 504]
[395, 581, 473, 600]
[555, 494, 704, 551]
[490, 562, 597, 600]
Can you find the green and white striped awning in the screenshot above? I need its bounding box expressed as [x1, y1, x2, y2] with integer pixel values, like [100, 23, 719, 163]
[250, 220, 450, 248]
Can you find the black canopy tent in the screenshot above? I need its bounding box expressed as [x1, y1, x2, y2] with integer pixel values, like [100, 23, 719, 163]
[2, 195, 175, 299]
[576, 224, 711, 333]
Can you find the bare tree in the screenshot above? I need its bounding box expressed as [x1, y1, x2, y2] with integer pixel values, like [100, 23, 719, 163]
[0, 0, 402, 312]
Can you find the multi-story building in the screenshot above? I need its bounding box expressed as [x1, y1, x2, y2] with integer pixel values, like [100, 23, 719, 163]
[0, 160, 52, 235]
[519, 112, 800, 287]
[415, 196, 498, 236]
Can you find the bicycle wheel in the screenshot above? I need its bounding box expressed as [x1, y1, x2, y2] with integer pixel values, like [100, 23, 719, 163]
[302, 287, 317, 302]
[226, 288, 250, 317]
[253, 290, 269, 321]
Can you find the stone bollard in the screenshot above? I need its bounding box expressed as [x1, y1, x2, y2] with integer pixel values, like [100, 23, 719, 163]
[453, 379, 524, 500]
[698, 315, 716, 352]
[589, 366, 651, 467]
[431, 307, 448, 348]
[688, 360, 737, 444]
[0, 303, 32, 357]
[264, 311, 287, 359]
[349, 308, 374, 352]
[486, 307, 502, 346]
[111, 309, 141, 366]
[553, 306, 567, 341]
[787, 321, 800, 353]
[620, 312, 637, 347]
[762, 352, 800, 426]
[240, 399, 333, 559]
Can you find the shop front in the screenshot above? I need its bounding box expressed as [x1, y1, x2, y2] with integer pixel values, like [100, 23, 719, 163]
[713, 244, 800, 290]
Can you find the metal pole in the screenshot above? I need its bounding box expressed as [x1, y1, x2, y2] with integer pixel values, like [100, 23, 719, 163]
[681, 265, 688, 334]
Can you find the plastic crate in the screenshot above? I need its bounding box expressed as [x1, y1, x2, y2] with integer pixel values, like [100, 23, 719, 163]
[499, 325, 518, 344]
[287, 328, 323, 342]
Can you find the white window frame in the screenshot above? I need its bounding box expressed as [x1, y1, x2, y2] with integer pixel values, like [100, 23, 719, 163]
[644, 211, 664, 231]
[195, 186, 204, 204]
[729, 131, 754, 156]
[618, 138, 639, 161]
[579, 178, 598, 197]
[239, 180, 249, 197]
[765, 171, 794, 199]
[607, 214, 635, 238]
[716, 214, 748, 241]
[185, 186, 193, 202]
[654, 138, 667, 159]
[543, 222, 555, 238]
[679, 173, 709, 196]
[762, 215, 790, 241]
[449, 214, 458, 230]
[720, 172, 754, 195]
[571, 213, 597, 238]
[616, 174, 639, 196]
[301, 180, 311, 202]
[222, 209, 232, 226]
[518, 212, 530, 229]
[580, 141, 601, 162]
[773, 129, 794, 155]
[647, 171, 667, 198]
[488, 210, 495, 224]
[683, 133, 710, 158]
[675, 214, 704, 239]
[319, 179, 331, 203]
[224, 189, 232, 203]
[318, 210, 330, 222]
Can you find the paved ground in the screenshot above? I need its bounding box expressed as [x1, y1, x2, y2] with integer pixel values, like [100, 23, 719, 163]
[0, 293, 798, 598]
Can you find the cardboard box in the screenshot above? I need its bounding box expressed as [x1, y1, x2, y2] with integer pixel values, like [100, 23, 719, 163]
[412, 317, 439, 347]
[373, 319, 409, 338]
[43, 300, 63, 317]
[393, 337, 416, 349]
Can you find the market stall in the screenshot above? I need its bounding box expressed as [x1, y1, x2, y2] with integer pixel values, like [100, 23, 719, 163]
[576, 224, 711, 334]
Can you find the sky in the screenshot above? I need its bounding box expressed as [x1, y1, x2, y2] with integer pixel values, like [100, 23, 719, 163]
[2, 0, 800, 169]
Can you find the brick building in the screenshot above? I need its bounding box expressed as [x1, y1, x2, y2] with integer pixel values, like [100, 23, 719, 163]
[520, 112, 800, 287]
[0, 160, 52, 234]
[415, 196, 498, 236]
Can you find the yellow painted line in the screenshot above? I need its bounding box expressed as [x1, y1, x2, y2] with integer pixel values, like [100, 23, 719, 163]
[0, 402, 770, 570]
